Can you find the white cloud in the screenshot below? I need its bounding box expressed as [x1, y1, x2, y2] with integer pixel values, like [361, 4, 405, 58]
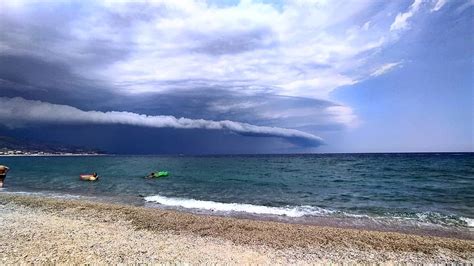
[370, 62, 402, 77]
[390, 0, 423, 31]
[0, 97, 324, 146]
[278, 74, 356, 99]
[324, 106, 359, 128]
[431, 0, 447, 12]
[0, 0, 401, 99]
[206, 94, 358, 130]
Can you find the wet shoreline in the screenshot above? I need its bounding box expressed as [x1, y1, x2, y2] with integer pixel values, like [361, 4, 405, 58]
[3, 189, 473, 241]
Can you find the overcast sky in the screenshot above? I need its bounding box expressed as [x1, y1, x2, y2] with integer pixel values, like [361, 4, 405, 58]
[0, 0, 472, 154]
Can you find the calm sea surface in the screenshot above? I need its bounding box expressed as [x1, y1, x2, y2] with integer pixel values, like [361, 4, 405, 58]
[1, 153, 473, 236]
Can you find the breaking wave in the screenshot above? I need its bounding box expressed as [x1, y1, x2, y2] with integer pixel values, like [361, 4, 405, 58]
[144, 194, 334, 217]
[144, 194, 474, 228]
[460, 217, 474, 227]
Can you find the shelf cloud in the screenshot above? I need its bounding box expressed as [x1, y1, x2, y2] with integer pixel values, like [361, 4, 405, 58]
[0, 97, 324, 147]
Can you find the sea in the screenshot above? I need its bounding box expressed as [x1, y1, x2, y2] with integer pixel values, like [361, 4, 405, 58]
[1, 153, 473, 239]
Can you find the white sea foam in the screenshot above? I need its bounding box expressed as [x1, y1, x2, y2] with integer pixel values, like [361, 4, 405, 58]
[144, 194, 334, 217]
[144, 194, 474, 229]
[460, 217, 474, 227]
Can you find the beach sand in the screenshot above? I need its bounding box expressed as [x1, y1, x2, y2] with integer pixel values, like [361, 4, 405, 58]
[0, 194, 473, 264]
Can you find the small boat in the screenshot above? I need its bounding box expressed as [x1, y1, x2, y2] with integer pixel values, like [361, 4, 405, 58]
[80, 174, 99, 181]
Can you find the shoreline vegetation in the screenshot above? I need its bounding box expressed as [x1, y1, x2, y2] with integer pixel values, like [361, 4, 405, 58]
[0, 194, 472, 263]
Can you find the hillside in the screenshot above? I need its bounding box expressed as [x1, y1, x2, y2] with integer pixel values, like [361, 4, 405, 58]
[0, 136, 103, 154]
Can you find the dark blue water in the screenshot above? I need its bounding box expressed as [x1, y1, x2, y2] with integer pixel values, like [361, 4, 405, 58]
[1, 153, 473, 233]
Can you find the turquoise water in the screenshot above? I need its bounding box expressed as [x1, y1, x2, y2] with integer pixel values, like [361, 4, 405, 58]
[1, 153, 473, 234]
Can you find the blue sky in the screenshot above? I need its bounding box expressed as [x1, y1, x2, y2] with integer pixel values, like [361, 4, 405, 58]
[0, 0, 472, 153]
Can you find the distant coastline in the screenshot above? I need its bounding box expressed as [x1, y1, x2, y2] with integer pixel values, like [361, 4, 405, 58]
[0, 148, 105, 157]
[0, 153, 106, 157]
[0, 135, 104, 157]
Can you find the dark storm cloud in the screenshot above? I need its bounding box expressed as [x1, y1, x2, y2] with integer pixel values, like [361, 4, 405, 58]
[0, 1, 135, 70]
[0, 53, 355, 133]
[92, 87, 356, 131]
[0, 125, 295, 155]
[0, 1, 387, 153]
[0, 55, 115, 109]
[0, 55, 82, 90]
[0, 97, 324, 147]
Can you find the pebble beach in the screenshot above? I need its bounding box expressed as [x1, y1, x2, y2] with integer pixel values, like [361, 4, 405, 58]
[0, 194, 472, 264]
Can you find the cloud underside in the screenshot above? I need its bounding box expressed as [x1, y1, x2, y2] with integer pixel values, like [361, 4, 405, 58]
[0, 0, 447, 100]
[0, 97, 324, 147]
